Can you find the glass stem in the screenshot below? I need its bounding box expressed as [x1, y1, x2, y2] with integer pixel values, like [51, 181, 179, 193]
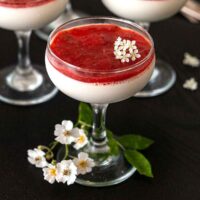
[6, 30, 43, 92]
[90, 104, 109, 153]
[15, 30, 32, 74]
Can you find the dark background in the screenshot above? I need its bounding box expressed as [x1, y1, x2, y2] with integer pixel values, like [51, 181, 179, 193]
[0, 0, 200, 199]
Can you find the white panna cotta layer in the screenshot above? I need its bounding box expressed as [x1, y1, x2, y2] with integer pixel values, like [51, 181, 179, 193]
[45, 56, 155, 104]
[0, 0, 68, 31]
[102, 0, 187, 22]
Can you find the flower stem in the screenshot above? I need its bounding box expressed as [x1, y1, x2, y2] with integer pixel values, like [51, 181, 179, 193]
[63, 145, 69, 160]
[77, 120, 92, 128]
[116, 140, 126, 151]
[50, 141, 59, 150]
[38, 145, 54, 160]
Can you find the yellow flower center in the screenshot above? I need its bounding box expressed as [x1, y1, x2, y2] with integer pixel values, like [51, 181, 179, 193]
[78, 160, 87, 169]
[50, 168, 57, 176]
[35, 156, 41, 162]
[63, 131, 70, 136]
[78, 135, 85, 144]
[63, 169, 71, 176]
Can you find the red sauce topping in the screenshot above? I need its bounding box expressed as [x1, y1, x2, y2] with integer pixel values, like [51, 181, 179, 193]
[0, 0, 54, 8]
[49, 24, 154, 83]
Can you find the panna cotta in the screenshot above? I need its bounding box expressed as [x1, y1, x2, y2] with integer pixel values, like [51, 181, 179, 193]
[0, 0, 68, 30]
[102, 0, 187, 22]
[46, 23, 155, 104]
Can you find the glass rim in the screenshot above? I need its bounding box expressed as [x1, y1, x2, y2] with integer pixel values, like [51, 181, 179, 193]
[47, 16, 155, 74]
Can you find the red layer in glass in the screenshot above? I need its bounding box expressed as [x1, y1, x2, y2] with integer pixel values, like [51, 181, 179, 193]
[0, 0, 54, 8]
[49, 24, 155, 83]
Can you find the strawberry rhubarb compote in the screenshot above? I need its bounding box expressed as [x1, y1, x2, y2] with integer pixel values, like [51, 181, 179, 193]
[102, 0, 187, 22]
[0, 0, 68, 30]
[46, 21, 155, 104]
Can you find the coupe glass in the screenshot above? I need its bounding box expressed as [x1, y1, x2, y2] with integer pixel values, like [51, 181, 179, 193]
[0, 0, 67, 105]
[102, 0, 187, 97]
[45, 17, 155, 186]
[35, 0, 87, 41]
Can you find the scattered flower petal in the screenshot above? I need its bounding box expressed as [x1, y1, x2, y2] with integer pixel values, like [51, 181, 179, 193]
[27, 148, 47, 168]
[183, 52, 200, 67]
[73, 152, 95, 175]
[56, 160, 77, 185]
[183, 77, 198, 91]
[43, 164, 57, 184]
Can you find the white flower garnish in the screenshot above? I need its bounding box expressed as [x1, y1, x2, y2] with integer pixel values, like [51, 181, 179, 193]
[183, 52, 200, 67]
[43, 164, 57, 184]
[114, 37, 141, 63]
[73, 129, 88, 150]
[73, 152, 95, 175]
[27, 148, 47, 168]
[56, 160, 77, 185]
[54, 120, 78, 145]
[183, 78, 198, 91]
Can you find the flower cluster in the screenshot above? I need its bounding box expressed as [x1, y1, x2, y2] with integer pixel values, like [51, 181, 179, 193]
[114, 37, 141, 63]
[54, 120, 88, 149]
[27, 120, 94, 185]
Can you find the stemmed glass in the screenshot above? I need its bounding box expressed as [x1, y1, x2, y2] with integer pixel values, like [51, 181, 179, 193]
[102, 0, 187, 97]
[0, 0, 67, 105]
[45, 17, 155, 186]
[35, 0, 87, 41]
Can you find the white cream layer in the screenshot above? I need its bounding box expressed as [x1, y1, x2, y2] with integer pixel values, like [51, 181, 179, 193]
[102, 0, 187, 22]
[45, 56, 155, 104]
[0, 0, 68, 31]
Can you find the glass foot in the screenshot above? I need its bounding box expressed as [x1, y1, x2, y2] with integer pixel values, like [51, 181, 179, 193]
[57, 146, 136, 187]
[0, 65, 58, 106]
[76, 154, 136, 187]
[35, 7, 88, 41]
[135, 59, 176, 97]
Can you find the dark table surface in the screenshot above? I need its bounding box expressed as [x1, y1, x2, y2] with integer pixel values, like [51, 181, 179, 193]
[0, 0, 200, 200]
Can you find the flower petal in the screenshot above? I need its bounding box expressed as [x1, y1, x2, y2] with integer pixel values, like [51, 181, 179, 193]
[62, 120, 73, 131]
[71, 128, 81, 138]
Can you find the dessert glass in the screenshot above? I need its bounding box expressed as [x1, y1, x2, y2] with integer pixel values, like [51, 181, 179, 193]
[102, 0, 187, 97]
[0, 0, 67, 105]
[35, 0, 87, 41]
[45, 17, 155, 186]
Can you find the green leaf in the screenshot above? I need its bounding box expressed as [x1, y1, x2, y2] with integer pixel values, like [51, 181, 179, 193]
[124, 150, 153, 177]
[107, 129, 114, 139]
[118, 134, 154, 150]
[78, 103, 93, 127]
[107, 130, 120, 156]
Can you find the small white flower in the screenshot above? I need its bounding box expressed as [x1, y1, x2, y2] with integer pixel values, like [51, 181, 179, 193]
[131, 49, 141, 61]
[43, 164, 57, 184]
[183, 52, 200, 67]
[183, 78, 198, 91]
[73, 129, 88, 150]
[114, 37, 141, 63]
[121, 53, 131, 63]
[73, 152, 95, 175]
[56, 160, 77, 185]
[114, 37, 122, 47]
[54, 120, 78, 145]
[27, 148, 47, 168]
